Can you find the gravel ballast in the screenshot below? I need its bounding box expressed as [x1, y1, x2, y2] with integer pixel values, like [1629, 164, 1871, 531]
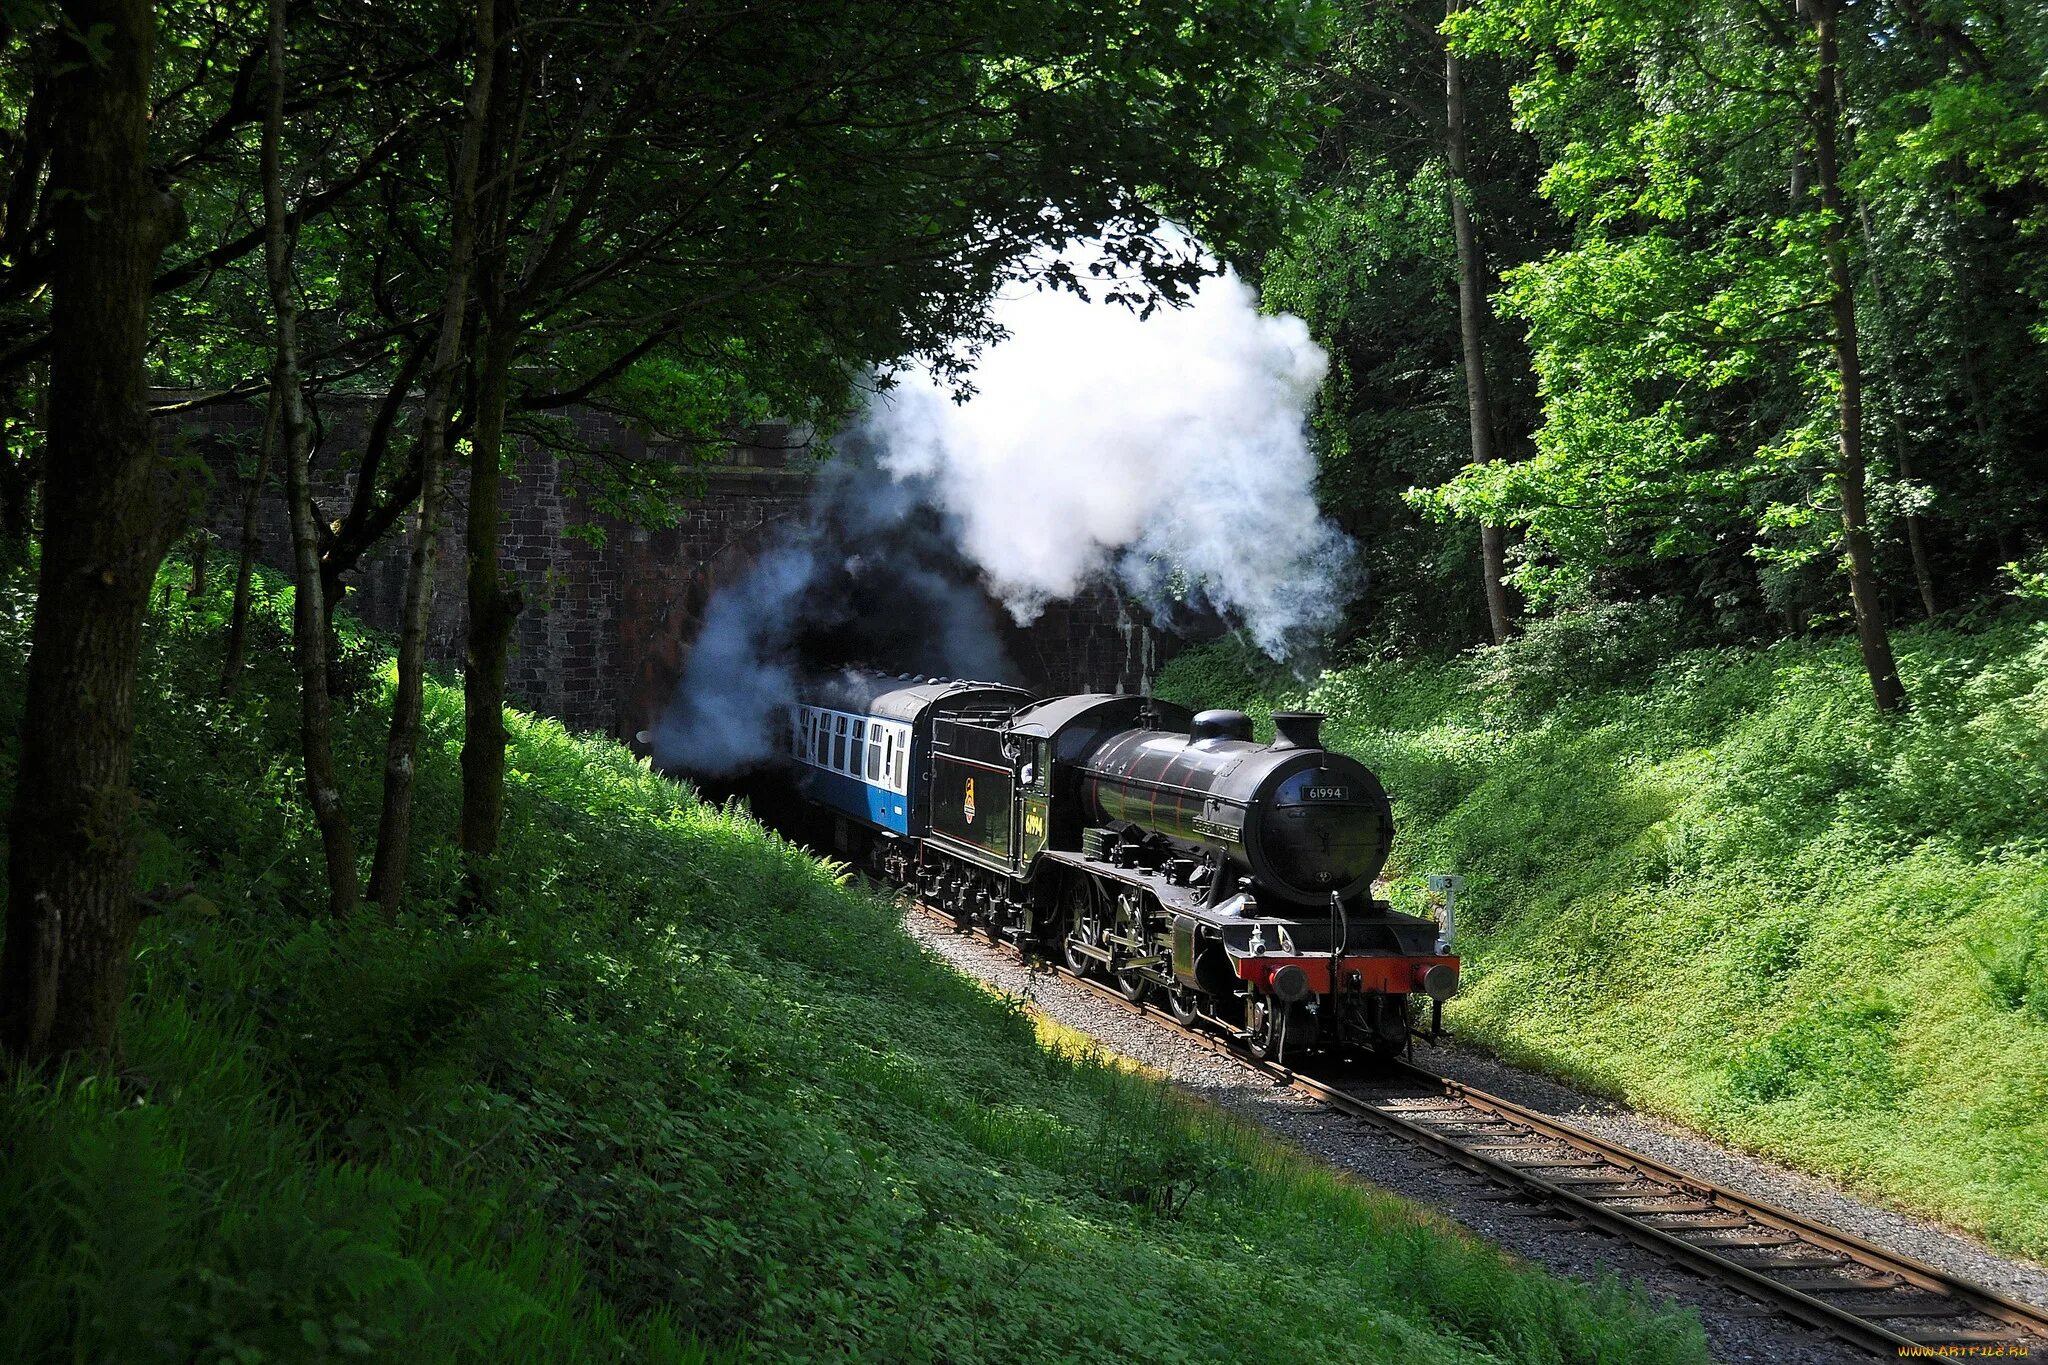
[904, 910, 2048, 1365]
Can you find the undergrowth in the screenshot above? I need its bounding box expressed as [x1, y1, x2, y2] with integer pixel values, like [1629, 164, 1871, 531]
[0, 563, 1709, 1363]
[1161, 603, 2048, 1260]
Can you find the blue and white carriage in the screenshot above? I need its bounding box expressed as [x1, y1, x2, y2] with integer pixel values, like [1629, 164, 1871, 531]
[788, 676, 1030, 840]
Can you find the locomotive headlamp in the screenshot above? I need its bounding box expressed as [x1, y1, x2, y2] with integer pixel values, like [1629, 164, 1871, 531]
[1271, 964, 1311, 1003]
[1421, 964, 1459, 1003]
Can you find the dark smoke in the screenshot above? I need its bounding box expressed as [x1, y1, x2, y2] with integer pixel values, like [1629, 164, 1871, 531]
[646, 443, 1017, 776]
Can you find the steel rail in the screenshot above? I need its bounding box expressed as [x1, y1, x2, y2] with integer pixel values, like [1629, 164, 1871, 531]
[907, 898, 2048, 1360]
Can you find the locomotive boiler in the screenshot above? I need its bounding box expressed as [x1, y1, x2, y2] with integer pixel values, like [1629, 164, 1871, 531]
[786, 674, 1457, 1059]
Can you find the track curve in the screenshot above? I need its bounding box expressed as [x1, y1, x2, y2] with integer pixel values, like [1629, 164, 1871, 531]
[907, 897, 2048, 1359]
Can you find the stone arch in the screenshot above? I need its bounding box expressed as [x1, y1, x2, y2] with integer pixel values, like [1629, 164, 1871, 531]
[613, 488, 806, 746]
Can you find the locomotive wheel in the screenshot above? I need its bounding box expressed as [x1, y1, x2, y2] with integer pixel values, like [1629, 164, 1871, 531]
[1245, 995, 1314, 1063]
[1113, 964, 1150, 1003]
[1245, 996, 1283, 1061]
[1111, 891, 1150, 1003]
[1061, 875, 1105, 976]
[1368, 993, 1412, 1058]
[1164, 983, 1202, 1026]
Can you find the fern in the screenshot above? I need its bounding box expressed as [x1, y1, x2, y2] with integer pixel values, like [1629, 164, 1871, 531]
[56, 1114, 184, 1360]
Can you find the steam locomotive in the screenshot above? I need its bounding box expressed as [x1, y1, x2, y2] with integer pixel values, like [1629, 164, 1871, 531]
[786, 674, 1458, 1059]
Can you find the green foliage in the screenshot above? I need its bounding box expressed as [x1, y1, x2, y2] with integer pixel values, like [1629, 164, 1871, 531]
[1162, 614, 2048, 1257]
[1968, 920, 2048, 1023]
[1415, 0, 2048, 630]
[1254, 0, 1558, 652]
[1468, 598, 1684, 715]
[0, 560, 1709, 1363]
[1726, 995, 1903, 1110]
[2009, 553, 2048, 605]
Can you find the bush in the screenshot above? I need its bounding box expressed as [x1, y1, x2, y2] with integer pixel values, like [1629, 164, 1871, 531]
[1969, 919, 2048, 1021]
[1469, 598, 1684, 716]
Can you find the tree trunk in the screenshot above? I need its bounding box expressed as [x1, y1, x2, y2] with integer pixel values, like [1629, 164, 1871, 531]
[459, 20, 527, 872]
[1787, 1, 1809, 206]
[1895, 444, 1938, 620]
[0, 0, 183, 1067]
[1443, 0, 1518, 644]
[219, 391, 278, 695]
[1812, 1, 1907, 712]
[185, 528, 208, 599]
[366, 0, 497, 916]
[459, 320, 524, 864]
[0, 394, 35, 547]
[265, 0, 358, 914]
[1954, 341, 2020, 581]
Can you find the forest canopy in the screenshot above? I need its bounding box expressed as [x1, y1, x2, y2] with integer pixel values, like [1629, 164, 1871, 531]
[1269, 0, 2048, 682]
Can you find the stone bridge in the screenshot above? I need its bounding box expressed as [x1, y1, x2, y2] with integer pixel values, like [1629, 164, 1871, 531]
[174, 396, 1174, 745]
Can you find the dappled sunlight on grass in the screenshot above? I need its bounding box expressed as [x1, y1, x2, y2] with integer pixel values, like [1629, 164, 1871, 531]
[0, 560, 1709, 1363]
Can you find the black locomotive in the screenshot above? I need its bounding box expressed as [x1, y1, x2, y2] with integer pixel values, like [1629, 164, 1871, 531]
[785, 674, 1458, 1059]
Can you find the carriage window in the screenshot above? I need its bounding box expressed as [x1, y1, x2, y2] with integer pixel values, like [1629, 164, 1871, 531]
[832, 715, 847, 769]
[867, 732, 882, 781]
[882, 731, 895, 789]
[850, 719, 865, 773]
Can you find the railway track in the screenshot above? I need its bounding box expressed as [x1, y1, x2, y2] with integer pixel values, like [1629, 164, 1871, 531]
[909, 899, 2048, 1360]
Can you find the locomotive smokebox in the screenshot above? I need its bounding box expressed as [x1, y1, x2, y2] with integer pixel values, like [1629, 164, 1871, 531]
[1079, 713, 1392, 907]
[1269, 711, 1325, 751]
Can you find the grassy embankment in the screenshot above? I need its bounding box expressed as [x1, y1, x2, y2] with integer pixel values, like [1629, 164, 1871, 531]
[1159, 607, 2048, 1261]
[0, 561, 1708, 1363]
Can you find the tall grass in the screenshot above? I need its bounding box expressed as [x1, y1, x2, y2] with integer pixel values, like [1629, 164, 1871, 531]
[1161, 605, 2048, 1259]
[0, 564, 1708, 1363]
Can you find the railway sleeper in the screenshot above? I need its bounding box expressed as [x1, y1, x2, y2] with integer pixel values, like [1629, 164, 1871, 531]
[1637, 1215, 1754, 1231]
[1599, 1198, 1719, 1215]
[1717, 1249, 1850, 1269]
[1841, 1300, 1970, 1319]
[1417, 1118, 1521, 1134]
[1675, 1230, 1802, 1249]
[1772, 1273, 1907, 1293]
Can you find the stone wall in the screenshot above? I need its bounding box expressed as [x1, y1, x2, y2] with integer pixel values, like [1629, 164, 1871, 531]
[176, 395, 1180, 744]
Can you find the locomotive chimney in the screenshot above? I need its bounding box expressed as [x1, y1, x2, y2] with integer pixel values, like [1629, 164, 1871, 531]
[1268, 711, 1325, 751]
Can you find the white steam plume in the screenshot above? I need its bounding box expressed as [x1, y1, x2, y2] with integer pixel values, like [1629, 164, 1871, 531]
[861, 233, 1354, 657]
[650, 228, 1356, 776]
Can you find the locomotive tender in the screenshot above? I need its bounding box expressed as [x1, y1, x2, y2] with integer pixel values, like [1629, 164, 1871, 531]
[788, 673, 1459, 1059]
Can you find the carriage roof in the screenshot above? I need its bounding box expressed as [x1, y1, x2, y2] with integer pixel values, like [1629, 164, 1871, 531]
[796, 672, 1034, 725]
